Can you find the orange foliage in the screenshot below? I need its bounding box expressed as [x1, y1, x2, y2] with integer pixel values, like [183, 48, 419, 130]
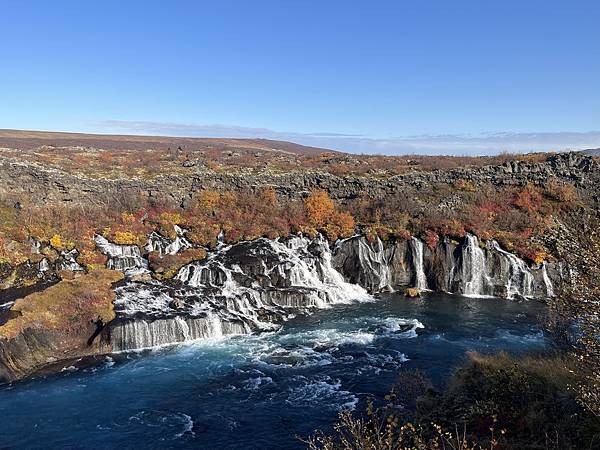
[513, 183, 543, 212]
[304, 190, 335, 227]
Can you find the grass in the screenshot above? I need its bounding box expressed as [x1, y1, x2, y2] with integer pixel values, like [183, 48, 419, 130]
[416, 352, 600, 449]
[0, 269, 123, 339]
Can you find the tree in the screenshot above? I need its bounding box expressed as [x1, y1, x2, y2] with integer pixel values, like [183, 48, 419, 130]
[305, 190, 335, 227]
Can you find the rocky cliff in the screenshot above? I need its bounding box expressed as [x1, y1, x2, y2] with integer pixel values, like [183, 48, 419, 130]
[0, 152, 597, 208]
[0, 270, 123, 383]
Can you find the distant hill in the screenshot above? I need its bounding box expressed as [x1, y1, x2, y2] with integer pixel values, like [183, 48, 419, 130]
[0, 128, 553, 179]
[0, 129, 335, 156]
[582, 148, 600, 156]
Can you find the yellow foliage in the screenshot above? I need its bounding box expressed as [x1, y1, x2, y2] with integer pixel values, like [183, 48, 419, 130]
[198, 190, 221, 210]
[121, 212, 136, 223]
[49, 234, 65, 250]
[304, 190, 335, 226]
[113, 231, 138, 245]
[159, 212, 181, 226]
[533, 250, 548, 265]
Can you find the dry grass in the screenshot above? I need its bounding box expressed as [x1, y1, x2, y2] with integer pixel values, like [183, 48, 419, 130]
[0, 269, 123, 339]
[0, 129, 552, 179]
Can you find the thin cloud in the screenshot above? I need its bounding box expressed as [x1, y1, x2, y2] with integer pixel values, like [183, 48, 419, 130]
[93, 120, 600, 155]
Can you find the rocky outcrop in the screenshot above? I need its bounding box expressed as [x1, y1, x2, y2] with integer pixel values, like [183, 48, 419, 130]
[0, 270, 123, 383]
[0, 152, 597, 208]
[332, 234, 556, 299]
[102, 232, 555, 353]
[106, 235, 371, 351]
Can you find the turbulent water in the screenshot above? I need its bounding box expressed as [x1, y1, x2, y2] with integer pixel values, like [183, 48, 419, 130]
[0, 294, 547, 449]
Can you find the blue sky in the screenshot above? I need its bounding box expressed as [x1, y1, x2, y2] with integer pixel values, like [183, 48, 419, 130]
[1, 1, 599, 154]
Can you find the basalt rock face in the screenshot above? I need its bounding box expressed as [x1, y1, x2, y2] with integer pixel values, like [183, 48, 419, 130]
[103, 232, 555, 353]
[332, 234, 556, 299]
[104, 235, 371, 352]
[0, 152, 597, 208]
[0, 270, 122, 383]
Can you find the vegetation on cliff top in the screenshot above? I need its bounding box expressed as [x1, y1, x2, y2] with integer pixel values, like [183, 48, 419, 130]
[0, 130, 551, 179]
[0, 269, 123, 340]
[0, 175, 580, 273]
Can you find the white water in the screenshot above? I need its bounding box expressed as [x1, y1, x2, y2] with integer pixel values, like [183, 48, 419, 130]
[38, 258, 51, 272]
[460, 234, 492, 297]
[95, 235, 148, 271]
[146, 225, 192, 256]
[410, 237, 428, 290]
[488, 241, 535, 298]
[107, 232, 554, 352]
[356, 237, 393, 292]
[111, 314, 249, 352]
[541, 263, 555, 297]
[111, 235, 372, 351]
[55, 249, 84, 271]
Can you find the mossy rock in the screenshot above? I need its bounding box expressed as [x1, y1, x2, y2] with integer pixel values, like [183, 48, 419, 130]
[405, 287, 421, 298]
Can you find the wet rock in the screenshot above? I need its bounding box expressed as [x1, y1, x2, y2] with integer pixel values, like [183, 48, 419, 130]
[405, 287, 420, 298]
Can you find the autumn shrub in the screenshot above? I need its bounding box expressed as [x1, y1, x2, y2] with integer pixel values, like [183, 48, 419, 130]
[305, 190, 336, 227]
[417, 352, 600, 449]
[512, 183, 543, 212]
[545, 178, 579, 205]
[305, 399, 503, 450]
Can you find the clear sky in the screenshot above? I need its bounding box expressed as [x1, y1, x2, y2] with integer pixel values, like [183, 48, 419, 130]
[1, 1, 599, 154]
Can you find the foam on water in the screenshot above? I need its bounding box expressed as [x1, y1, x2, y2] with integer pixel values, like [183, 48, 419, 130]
[0, 294, 549, 450]
[110, 235, 374, 351]
[286, 375, 359, 411]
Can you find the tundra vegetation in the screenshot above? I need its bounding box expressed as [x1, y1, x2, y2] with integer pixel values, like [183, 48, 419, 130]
[0, 134, 597, 448]
[0, 179, 579, 272]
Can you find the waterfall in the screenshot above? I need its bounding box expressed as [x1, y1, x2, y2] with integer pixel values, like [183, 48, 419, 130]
[38, 258, 51, 272]
[110, 315, 249, 351]
[109, 231, 555, 353]
[95, 235, 148, 271]
[488, 241, 534, 298]
[410, 238, 428, 290]
[355, 238, 393, 292]
[541, 263, 555, 297]
[56, 249, 84, 272]
[146, 225, 191, 256]
[460, 234, 492, 297]
[112, 235, 372, 352]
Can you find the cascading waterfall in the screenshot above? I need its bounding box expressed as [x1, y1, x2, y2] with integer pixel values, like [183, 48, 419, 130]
[108, 231, 556, 352]
[356, 237, 393, 292]
[110, 314, 249, 351]
[110, 235, 372, 351]
[146, 225, 192, 256]
[55, 249, 84, 272]
[488, 241, 534, 298]
[460, 234, 492, 297]
[95, 235, 148, 271]
[541, 263, 555, 297]
[38, 258, 51, 272]
[410, 238, 428, 290]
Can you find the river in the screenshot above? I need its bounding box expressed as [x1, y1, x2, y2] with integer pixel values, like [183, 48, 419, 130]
[0, 293, 548, 449]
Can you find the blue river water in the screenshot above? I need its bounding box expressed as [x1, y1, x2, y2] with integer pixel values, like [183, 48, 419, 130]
[0, 293, 548, 449]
